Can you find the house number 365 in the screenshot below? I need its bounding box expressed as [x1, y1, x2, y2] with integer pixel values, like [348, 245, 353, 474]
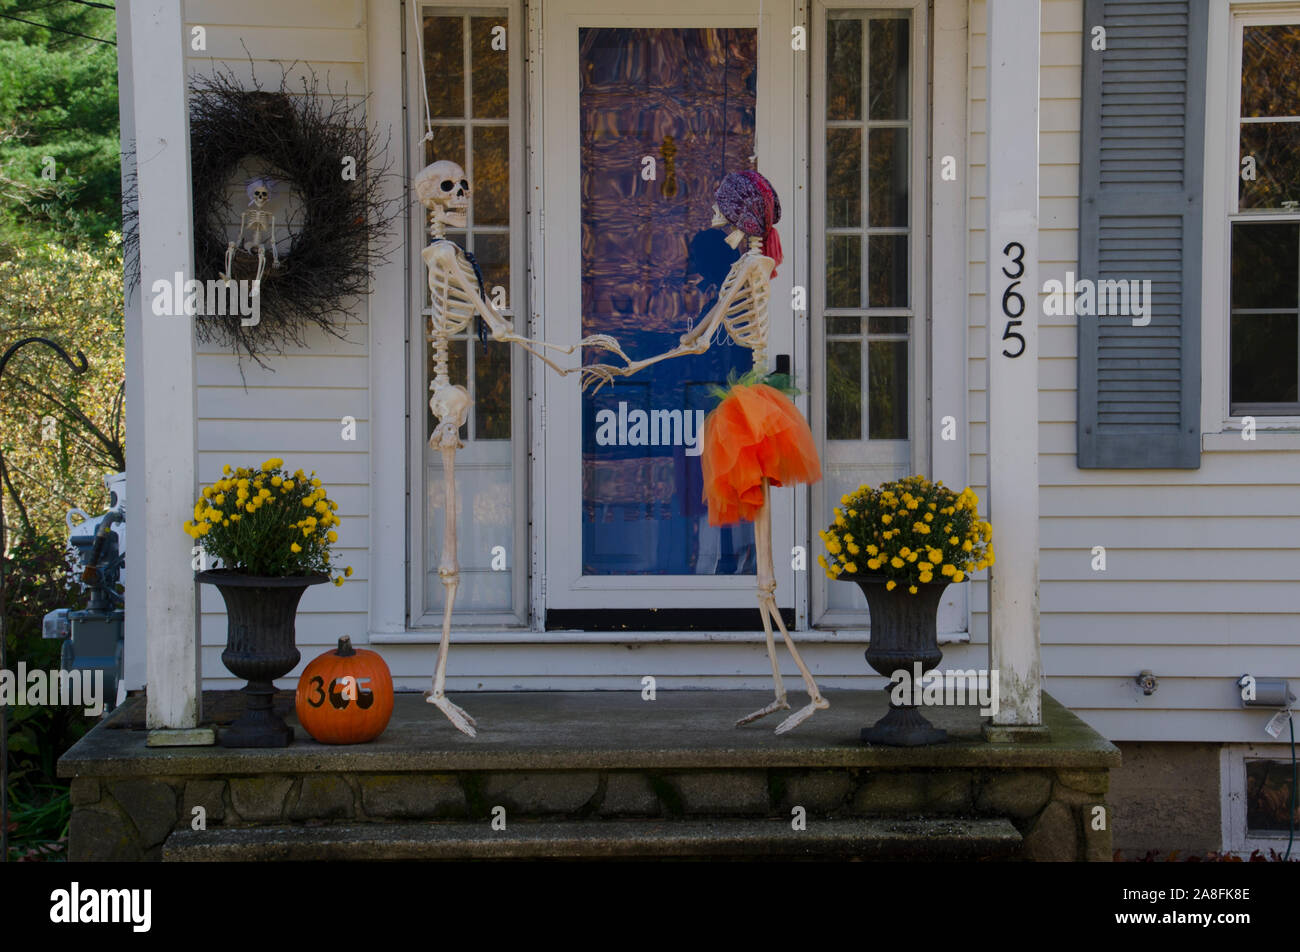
[305, 675, 375, 710]
[1000, 241, 1026, 358]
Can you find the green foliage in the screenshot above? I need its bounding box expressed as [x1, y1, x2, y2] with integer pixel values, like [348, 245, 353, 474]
[0, 240, 124, 543]
[0, 0, 120, 253]
[3, 532, 89, 839]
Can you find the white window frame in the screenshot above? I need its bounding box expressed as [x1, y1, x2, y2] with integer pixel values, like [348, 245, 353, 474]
[810, 0, 930, 629]
[1220, 741, 1300, 858]
[534, 0, 802, 619]
[406, 0, 530, 629]
[1202, 0, 1300, 436]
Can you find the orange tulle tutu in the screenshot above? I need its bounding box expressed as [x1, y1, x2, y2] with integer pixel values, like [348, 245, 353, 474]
[701, 383, 822, 526]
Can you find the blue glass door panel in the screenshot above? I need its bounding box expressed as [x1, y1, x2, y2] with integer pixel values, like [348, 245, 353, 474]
[579, 26, 758, 576]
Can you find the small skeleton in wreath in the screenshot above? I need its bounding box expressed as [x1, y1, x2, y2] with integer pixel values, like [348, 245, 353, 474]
[582, 169, 829, 734]
[415, 159, 629, 736]
[222, 177, 281, 285]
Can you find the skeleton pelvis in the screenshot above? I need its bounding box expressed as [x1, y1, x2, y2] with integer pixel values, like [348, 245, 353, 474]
[226, 246, 283, 281]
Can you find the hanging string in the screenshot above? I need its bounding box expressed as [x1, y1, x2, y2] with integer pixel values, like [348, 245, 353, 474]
[411, 0, 435, 142]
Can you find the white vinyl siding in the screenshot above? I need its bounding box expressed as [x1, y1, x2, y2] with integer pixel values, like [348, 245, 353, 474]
[184, 0, 370, 686]
[970, 0, 1300, 742]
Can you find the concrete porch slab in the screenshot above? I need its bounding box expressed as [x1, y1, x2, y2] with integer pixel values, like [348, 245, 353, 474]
[60, 689, 1119, 777]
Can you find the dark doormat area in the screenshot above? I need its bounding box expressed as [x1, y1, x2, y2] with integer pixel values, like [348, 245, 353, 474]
[105, 690, 295, 729]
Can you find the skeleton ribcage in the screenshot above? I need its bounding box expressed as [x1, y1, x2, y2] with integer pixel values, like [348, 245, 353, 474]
[425, 245, 482, 387]
[427, 251, 480, 340]
[720, 256, 770, 365]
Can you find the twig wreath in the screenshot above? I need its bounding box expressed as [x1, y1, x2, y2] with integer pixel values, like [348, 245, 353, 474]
[185, 65, 400, 363]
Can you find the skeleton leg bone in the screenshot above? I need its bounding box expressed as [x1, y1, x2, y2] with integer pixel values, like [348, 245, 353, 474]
[737, 480, 829, 733]
[423, 433, 477, 737]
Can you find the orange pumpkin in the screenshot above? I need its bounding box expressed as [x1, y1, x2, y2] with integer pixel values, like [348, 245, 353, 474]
[295, 636, 394, 744]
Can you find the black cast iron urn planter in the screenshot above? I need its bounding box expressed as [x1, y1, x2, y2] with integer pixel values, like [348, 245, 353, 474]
[197, 570, 329, 747]
[847, 574, 950, 747]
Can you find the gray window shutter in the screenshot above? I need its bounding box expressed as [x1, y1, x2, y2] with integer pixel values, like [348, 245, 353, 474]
[1077, 0, 1206, 468]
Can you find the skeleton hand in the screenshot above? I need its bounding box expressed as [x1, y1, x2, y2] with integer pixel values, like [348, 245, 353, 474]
[576, 334, 631, 363]
[579, 363, 623, 394]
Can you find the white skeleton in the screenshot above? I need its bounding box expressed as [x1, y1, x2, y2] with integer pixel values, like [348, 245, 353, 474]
[223, 178, 280, 286]
[417, 159, 628, 736]
[583, 200, 829, 735]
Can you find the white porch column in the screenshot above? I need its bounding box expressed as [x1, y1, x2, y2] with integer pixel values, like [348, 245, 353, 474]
[125, 0, 202, 734]
[984, 0, 1044, 732]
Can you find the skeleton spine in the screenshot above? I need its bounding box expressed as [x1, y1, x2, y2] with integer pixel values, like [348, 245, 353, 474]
[749, 235, 768, 371]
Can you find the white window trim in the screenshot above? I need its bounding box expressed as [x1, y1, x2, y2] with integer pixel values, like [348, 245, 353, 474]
[405, 0, 530, 632]
[370, 0, 970, 644]
[1220, 740, 1300, 858]
[1201, 0, 1300, 437]
[809, 0, 940, 629]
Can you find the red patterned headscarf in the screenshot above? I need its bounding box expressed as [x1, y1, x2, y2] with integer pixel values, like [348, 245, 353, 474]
[714, 169, 783, 277]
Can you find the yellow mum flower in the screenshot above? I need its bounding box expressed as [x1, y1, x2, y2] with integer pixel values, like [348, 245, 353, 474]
[886, 580, 897, 591]
[919, 571, 933, 583]
[847, 542, 860, 555]
[909, 585, 918, 594]
[222, 464, 232, 475]
[890, 557, 904, 569]
[845, 562, 858, 574]
[907, 552, 918, 562]
[311, 478, 322, 488]
[230, 513, 240, 522]
[867, 544, 879, 556]
[941, 564, 955, 576]
[283, 480, 295, 490]
[197, 522, 211, 536]
[202, 486, 213, 499]
[271, 475, 283, 487]
[262, 457, 283, 472]
[817, 554, 828, 569]
[952, 571, 965, 583]
[327, 530, 338, 543]
[291, 543, 302, 553]
[923, 512, 933, 522]
[214, 494, 225, 505]
[333, 577, 344, 587]
[867, 558, 881, 571]
[919, 562, 932, 572]
[881, 514, 892, 525]
[344, 566, 353, 578]
[246, 504, 256, 513]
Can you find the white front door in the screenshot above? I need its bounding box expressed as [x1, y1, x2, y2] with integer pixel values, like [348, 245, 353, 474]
[537, 0, 799, 623]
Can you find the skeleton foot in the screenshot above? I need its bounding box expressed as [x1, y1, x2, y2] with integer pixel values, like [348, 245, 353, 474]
[773, 696, 830, 736]
[735, 696, 790, 727]
[424, 690, 478, 737]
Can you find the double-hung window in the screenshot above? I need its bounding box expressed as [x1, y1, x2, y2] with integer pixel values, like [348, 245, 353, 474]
[411, 2, 527, 627]
[1229, 16, 1300, 416]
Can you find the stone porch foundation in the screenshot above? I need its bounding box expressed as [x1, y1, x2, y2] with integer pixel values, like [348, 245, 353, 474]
[59, 690, 1119, 861]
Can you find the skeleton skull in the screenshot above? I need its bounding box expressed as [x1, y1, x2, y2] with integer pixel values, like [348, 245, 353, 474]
[415, 160, 470, 230]
[711, 202, 746, 249]
[246, 178, 275, 208]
